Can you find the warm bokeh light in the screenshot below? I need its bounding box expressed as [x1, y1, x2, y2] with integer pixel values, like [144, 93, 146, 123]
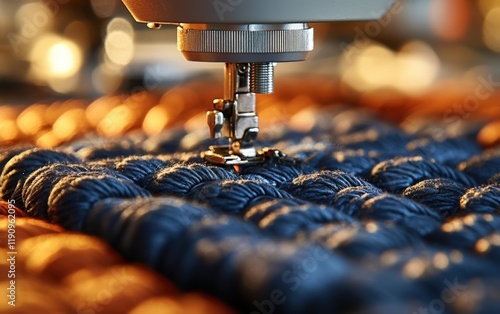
[98, 105, 135, 136]
[402, 257, 426, 279]
[487, 233, 500, 246]
[478, 120, 500, 147]
[52, 108, 89, 141]
[35, 130, 62, 148]
[15, 2, 52, 35]
[442, 219, 464, 233]
[340, 41, 440, 95]
[86, 96, 125, 127]
[475, 239, 491, 253]
[290, 108, 319, 133]
[1, 78, 499, 149]
[142, 89, 192, 134]
[397, 41, 441, 91]
[17, 104, 48, 136]
[105, 18, 134, 67]
[433, 253, 449, 270]
[479, 0, 500, 15]
[48, 43, 78, 75]
[380, 251, 399, 266]
[143, 105, 171, 135]
[184, 112, 207, 133]
[46, 100, 88, 125]
[29, 34, 83, 80]
[0, 120, 19, 142]
[365, 222, 378, 234]
[0, 106, 22, 121]
[483, 8, 500, 52]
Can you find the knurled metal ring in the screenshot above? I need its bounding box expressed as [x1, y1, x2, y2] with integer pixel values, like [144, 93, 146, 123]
[177, 23, 314, 62]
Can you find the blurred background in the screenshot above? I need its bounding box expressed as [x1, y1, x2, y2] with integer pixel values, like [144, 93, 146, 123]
[2, 0, 500, 98]
[0, 0, 500, 147]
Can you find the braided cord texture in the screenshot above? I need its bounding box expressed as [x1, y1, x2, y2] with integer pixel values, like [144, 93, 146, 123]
[1, 105, 500, 313]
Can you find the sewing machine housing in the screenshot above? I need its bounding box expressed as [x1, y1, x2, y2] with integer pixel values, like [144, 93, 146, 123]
[122, 0, 396, 164]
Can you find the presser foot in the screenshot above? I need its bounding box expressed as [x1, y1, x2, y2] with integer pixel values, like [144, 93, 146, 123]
[202, 62, 300, 168]
[202, 146, 300, 166]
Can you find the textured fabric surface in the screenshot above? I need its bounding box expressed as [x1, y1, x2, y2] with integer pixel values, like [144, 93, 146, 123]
[0, 202, 235, 314]
[1, 104, 500, 314]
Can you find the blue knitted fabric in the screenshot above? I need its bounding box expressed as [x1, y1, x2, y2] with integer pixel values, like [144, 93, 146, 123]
[1, 106, 500, 314]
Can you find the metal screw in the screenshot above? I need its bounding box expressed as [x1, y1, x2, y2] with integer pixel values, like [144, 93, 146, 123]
[250, 62, 275, 94]
[147, 22, 162, 29]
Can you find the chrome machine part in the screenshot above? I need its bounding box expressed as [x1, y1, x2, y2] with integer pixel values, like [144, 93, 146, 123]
[250, 63, 275, 94]
[203, 63, 261, 164]
[121, 0, 397, 165]
[123, 0, 396, 24]
[183, 23, 313, 165]
[177, 23, 313, 63]
[203, 62, 298, 165]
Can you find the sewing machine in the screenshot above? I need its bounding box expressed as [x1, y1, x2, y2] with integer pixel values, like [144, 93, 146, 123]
[122, 0, 396, 165]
